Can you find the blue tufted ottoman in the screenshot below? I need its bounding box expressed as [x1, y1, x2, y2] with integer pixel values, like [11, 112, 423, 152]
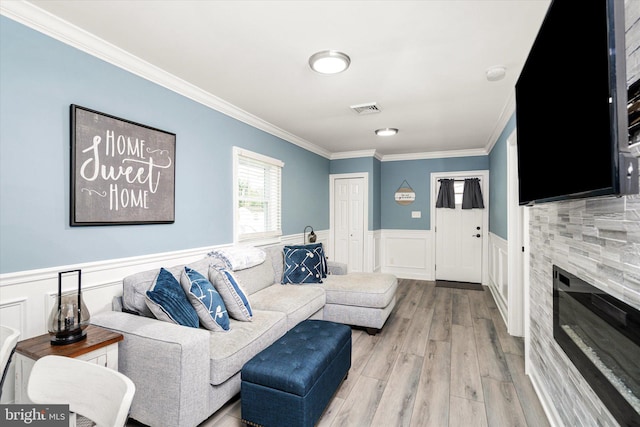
[241, 319, 351, 427]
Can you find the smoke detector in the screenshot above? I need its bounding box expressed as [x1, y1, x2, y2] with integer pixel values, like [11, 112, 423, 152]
[350, 102, 381, 115]
[486, 66, 506, 82]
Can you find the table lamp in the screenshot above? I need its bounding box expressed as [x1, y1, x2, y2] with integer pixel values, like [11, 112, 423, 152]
[48, 269, 90, 345]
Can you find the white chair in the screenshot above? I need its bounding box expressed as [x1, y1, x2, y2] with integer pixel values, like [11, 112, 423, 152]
[27, 355, 135, 427]
[0, 325, 20, 398]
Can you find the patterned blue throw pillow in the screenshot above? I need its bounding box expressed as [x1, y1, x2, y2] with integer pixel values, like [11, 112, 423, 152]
[282, 246, 324, 284]
[145, 268, 199, 328]
[209, 266, 253, 321]
[284, 243, 327, 277]
[180, 266, 230, 332]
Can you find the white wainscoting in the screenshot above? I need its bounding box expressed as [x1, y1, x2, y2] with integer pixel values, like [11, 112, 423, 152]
[0, 245, 206, 403]
[0, 231, 328, 340]
[372, 230, 382, 273]
[0, 228, 435, 341]
[0, 230, 329, 403]
[0, 247, 215, 341]
[487, 232, 509, 325]
[379, 229, 432, 280]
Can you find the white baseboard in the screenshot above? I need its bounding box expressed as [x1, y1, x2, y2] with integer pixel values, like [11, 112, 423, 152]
[528, 363, 563, 427]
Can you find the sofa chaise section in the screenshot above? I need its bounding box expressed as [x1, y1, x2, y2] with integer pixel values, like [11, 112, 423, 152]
[316, 272, 397, 333]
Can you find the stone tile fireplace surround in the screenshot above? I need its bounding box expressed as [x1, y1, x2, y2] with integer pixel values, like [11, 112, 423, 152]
[528, 195, 640, 426]
[527, 4, 640, 425]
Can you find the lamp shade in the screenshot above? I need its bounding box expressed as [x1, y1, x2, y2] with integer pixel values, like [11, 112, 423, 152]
[48, 270, 90, 345]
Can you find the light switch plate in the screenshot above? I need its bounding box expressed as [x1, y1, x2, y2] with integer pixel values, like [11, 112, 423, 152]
[411, 211, 421, 218]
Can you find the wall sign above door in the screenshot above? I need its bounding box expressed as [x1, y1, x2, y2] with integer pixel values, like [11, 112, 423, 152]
[394, 180, 415, 205]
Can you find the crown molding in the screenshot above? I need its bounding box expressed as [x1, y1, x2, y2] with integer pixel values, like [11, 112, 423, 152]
[484, 89, 516, 153]
[1, 1, 500, 164]
[329, 147, 489, 162]
[330, 149, 380, 160]
[381, 148, 488, 162]
[0, 1, 332, 159]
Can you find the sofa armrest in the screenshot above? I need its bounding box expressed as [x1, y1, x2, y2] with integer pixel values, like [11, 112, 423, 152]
[91, 311, 211, 427]
[327, 260, 348, 275]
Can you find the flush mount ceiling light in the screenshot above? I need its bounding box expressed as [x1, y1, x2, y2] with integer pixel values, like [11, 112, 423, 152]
[486, 65, 506, 81]
[309, 50, 351, 74]
[375, 128, 399, 136]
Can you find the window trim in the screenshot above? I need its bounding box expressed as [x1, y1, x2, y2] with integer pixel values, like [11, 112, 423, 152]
[232, 147, 284, 244]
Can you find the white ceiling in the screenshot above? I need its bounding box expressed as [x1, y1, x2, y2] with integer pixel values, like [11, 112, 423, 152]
[19, 0, 551, 159]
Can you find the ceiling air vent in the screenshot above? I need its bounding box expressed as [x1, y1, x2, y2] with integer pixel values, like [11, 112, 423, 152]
[350, 102, 381, 115]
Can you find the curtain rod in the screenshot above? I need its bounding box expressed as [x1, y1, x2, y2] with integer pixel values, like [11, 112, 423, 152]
[438, 178, 481, 182]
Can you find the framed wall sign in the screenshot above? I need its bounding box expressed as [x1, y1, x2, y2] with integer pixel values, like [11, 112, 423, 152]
[394, 180, 415, 205]
[70, 105, 176, 226]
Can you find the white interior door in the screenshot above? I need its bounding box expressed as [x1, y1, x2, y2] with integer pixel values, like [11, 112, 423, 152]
[333, 177, 364, 272]
[434, 177, 485, 283]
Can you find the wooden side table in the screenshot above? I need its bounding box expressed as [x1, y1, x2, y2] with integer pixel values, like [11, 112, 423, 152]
[14, 325, 123, 404]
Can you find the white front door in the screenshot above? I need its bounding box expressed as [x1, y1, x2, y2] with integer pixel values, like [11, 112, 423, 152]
[434, 176, 486, 283]
[333, 177, 364, 272]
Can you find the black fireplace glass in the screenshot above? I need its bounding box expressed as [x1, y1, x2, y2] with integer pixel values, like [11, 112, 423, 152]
[553, 265, 640, 426]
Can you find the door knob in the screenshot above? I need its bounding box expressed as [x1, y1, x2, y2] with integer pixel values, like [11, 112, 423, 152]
[472, 234, 481, 238]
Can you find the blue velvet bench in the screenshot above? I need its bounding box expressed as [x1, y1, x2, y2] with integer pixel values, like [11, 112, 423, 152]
[241, 319, 352, 427]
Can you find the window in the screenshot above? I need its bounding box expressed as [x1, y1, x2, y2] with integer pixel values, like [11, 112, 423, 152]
[233, 147, 283, 243]
[454, 181, 464, 205]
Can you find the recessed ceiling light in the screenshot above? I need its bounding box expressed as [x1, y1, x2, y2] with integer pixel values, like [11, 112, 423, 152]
[309, 50, 351, 74]
[486, 65, 506, 81]
[375, 128, 398, 136]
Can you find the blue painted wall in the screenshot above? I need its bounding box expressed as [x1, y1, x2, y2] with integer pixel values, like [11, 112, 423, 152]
[0, 16, 513, 274]
[488, 114, 515, 240]
[381, 156, 490, 229]
[0, 17, 329, 274]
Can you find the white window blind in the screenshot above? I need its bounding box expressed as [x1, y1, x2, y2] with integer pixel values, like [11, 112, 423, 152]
[233, 147, 283, 243]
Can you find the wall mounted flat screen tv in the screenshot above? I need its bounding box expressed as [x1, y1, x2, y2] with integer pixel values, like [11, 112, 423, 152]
[515, 0, 638, 206]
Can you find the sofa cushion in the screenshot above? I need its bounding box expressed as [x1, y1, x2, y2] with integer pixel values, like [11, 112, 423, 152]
[250, 285, 326, 329]
[232, 258, 276, 295]
[316, 273, 398, 308]
[208, 309, 288, 385]
[282, 246, 323, 284]
[181, 267, 230, 332]
[264, 245, 285, 284]
[209, 267, 253, 321]
[145, 268, 199, 328]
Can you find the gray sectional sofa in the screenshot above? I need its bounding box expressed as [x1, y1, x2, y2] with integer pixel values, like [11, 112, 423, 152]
[91, 244, 397, 427]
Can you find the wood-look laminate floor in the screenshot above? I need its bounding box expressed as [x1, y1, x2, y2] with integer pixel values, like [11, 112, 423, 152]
[182, 279, 550, 426]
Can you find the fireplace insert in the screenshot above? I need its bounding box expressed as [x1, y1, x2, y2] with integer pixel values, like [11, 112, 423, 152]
[553, 265, 640, 426]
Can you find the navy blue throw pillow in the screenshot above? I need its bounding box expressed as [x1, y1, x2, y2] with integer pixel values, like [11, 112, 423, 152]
[283, 243, 327, 277]
[282, 246, 324, 284]
[145, 267, 199, 328]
